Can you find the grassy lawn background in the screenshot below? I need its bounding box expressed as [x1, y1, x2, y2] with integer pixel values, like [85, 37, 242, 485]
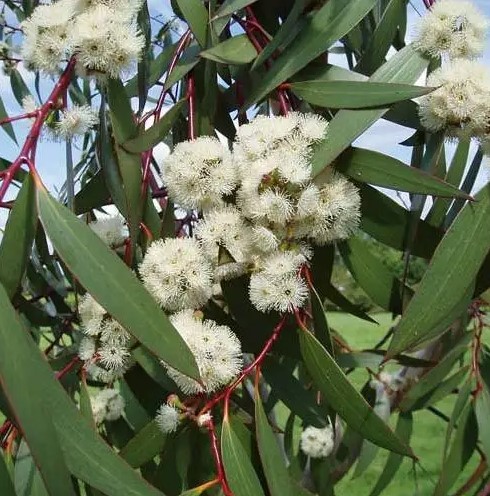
[322, 312, 478, 496]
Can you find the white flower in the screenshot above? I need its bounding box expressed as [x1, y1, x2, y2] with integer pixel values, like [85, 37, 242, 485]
[139, 238, 213, 312]
[293, 174, 361, 244]
[251, 226, 279, 253]
[85, 363, 120, 383]
[414, 0, 489, 59]
[418, 59, 490, 138]
[163, 310, 243, 394]
[161, 137, 237, 211]
[260, 189, 295, 225]
[196, 412, 212, 428]
[89, 215, 127, 247]
[481, 135, 490, 156]
[259, 250, 306, 276]
[79, 294, 106, 337]
[249, 271, 308, 314]
[55, 105, 98, 139]
[78, 336, 96, 361]
[300, 425, 335, 459]
[91, 388, 125, 424]
[22, 95, 38, 114]
[20, 0, 81, 73]
[297, 113, 328, 142]
[86, 0, 144, 20]
[22, 22, 71, 74]
[98, 342, 130, 371]
[100, 319, 131, 345]
[249, 250, 309, 314]
[71, 4, 144, 79]
[195, 206, 253, 266]
[234, 114, 300, 160]
[155, 403, 181, 433]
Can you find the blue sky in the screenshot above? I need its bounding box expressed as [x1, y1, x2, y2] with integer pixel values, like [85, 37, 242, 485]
[0, 0, 489, 229]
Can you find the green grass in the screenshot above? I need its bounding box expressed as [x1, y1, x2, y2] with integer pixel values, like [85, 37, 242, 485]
[321, 312, 478, 496]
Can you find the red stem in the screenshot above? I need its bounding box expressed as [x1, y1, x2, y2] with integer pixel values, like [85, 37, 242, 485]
[207, 418, 233, 496]
[140, 29, 192, 200]
[55, 356, 81, 380]
[187, 74, 196, 140]
[0, 111, 38, 126]
[0, 57, 76, 202]
[200, 315, 287, 415]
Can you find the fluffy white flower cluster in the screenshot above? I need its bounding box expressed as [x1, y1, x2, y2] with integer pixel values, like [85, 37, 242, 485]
[153, 113, 360, 314]
[139, 238, 213, 312]
[416, 1, 490, 151]
[78, 294, 131, 381]
[21, 0, 144, 78]
[414, 0, 488, 59]
[300, 425, 335, 459]
[89, 215, 127, 248]
[55, 105, 98, 139]
[163, 310, 243, 395]
[155, 402, 181, 433]
[419, 60, 490, 140]
[91, 388, 125, 424]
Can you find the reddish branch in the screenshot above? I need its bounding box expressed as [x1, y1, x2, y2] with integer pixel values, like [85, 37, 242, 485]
[233, 9, 291, 115]
[140, 29, 192, 199]
[207, 418, 233, 496]
[0, 57, 76, 202]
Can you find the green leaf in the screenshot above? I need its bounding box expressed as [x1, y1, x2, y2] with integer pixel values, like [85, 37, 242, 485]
[261, 358, 327, 427]
[164, 45, 201, 91]
[120, 420, 166, 468]
[0, 176, 37, 298]
[124, 100, 186, 153]
[387, 184, 490, 356]
[359, 184, 442, 259]
[356, 0, 405, 75]
[251, 0, 305, 71]
[434, 402, 477, 496]
[255, 385, 296, 496]
[427, 138, 470, 227]
[201, 35, 257, 64]
[126, 43, 177, 97]
[368, 413, 413, 496]
[107, 78, 137, 143]
[221, 416, 266, 496]
[37, 188, 200, 380]
[299, 328, 414, 457]
[310, 284, 334, 356]
[336, 147, 470, 198]
[444, 378, 473, 456]
[324, 283, 377, 323]
[14, 440, 49, 496]
[74, 171, 110, 215]
[398, 334, 471, 412]
[475, 384, 490, 462]
[244, 0, 378, 108]
[213, 0, 258, 19]
[311, 46, 429, 177]
[96, 100, 127, 219]
[9, 69, 31, 106]
[0, 450, 15, 496]
[291, 81, 432, 109]
[107, 79, 142, 250]
[0, 284, 76, 496]
[0, 284, 164, 496]
[175, 0, 208, 47]
[79, 378, 94, 424]
[339, 236, 412, 314]
[0, 94, 16, 143]
[410, 366, 469, 411]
